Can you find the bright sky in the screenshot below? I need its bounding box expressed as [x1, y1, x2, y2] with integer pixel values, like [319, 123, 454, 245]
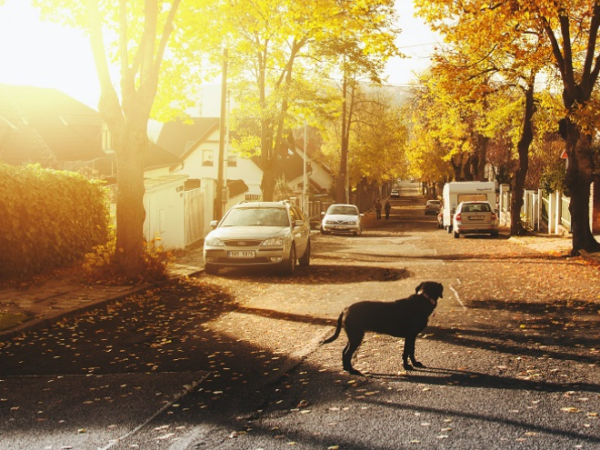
[0, 0, 440, 110]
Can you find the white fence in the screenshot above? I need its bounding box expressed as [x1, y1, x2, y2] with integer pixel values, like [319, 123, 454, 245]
[499, 184, 574, 234]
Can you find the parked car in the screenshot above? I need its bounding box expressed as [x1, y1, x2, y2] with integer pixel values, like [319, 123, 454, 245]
[452, 201, 499, 238]
[203, 201, 311, 276]
[425, 199, 441, 215]
[390, 188, 400, 198]
[320, 204, 363, 236]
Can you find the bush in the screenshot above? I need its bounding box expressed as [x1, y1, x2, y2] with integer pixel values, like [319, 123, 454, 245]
[82, 228, 172, 283]
[0, 163, 110, 279]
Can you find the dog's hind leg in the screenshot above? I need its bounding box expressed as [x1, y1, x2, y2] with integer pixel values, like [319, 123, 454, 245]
[402, 335, 423, 370]
[342, 331, 364, 375]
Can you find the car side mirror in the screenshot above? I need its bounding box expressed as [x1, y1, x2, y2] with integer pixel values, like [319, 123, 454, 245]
[321, 212, 325, 216]
[360, 213, 364, 217]
[210, 220, 218, 229]
[294, 219, 304, 228]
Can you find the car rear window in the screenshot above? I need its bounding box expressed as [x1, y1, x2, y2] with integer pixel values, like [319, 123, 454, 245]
[462, 203, 491, 213]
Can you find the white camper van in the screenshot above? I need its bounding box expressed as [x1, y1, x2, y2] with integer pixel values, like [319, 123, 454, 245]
[442, 182, 497, 232]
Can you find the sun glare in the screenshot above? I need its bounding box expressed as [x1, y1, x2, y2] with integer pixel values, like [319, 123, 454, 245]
[0, 0, 99, 108]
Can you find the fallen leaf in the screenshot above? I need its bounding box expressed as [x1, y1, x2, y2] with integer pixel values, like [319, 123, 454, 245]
[561, 407, 581, 413]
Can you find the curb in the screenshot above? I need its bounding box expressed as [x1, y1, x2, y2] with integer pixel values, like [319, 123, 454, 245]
[0, 282, 155, 341]
[580, 249, 600, 264]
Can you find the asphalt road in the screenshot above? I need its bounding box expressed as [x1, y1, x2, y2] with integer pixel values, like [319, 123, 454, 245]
[1, 182, 599, 449]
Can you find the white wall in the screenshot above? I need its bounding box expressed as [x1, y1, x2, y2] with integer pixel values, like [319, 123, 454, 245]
[143, 175, 188, 249]
[173, 128, 262, 197]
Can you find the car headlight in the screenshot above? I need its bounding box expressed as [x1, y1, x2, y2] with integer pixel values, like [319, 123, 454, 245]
[205, 235, 225, 247]
[325, 220, 335, 224]
[261, 236, 284, 247]
[347, 220, 357, 225]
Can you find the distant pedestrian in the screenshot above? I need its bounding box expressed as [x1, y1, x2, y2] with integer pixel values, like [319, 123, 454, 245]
[375, 199, 382, 219]
[384, 199, 391, 220]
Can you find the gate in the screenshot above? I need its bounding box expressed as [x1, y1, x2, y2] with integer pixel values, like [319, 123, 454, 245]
[184, 188, 205, 246]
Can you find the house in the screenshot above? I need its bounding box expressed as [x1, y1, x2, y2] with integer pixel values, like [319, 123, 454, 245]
[157, 117, 255, 210]
[157, 118, 335, 212]
[292, 126, 334, 196]
[0, 84, 193, 248]
[0, 84, 182, 178]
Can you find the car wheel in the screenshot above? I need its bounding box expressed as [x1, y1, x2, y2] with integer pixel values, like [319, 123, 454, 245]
[491, 230, 499, 238]
[280, 245, 296, 275]
[205, 263, 219, 275]
[299, 240, 310, 267]
[353, 226, 362, 236]
[453, 230, 460, 239]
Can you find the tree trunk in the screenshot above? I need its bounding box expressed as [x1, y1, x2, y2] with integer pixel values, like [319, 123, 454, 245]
[563, 120, 600, 254]
[113, 124, 147, 277]
[261, 151, 276, 201]
[510, 82, 535, 236]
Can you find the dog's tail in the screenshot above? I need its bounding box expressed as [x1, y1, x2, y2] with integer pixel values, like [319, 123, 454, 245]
[322, 312, 344, 344]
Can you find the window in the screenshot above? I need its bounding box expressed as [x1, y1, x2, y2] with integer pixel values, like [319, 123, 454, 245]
[102, 123, 113, 152]
[227, 153, 237, 167]
[202, 149, 214, 166]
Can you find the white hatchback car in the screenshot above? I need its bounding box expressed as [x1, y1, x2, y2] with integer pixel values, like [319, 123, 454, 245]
[452, 201, 499, 238]
[320, 204, 363, 236]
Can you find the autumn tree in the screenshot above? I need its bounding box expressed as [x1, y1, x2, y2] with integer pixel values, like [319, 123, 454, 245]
[405, 69, 489, 186]
[191, 0, 400, 202]
[32, 0, 205, 279]
[321, 85, 408, 203]
[416, 0, 600, 253]
[423, 13, 550, 235]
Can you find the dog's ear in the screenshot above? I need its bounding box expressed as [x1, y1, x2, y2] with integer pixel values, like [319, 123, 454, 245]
[415, 282, 424, 294]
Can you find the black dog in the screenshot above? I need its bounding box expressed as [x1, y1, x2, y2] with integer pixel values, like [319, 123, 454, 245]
[323, 281, 443, 375]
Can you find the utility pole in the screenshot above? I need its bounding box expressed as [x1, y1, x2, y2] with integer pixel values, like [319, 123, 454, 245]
[215, 48, 228, 220]
[303, 120, 308, 215]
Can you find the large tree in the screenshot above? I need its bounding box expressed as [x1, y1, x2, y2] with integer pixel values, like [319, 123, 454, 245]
[321, 85, 408, 201]
[33, 0, 200, 278]
[192, 0, 400, 202]
[416, 0, 600, 253]
[422, 14, 548, 235]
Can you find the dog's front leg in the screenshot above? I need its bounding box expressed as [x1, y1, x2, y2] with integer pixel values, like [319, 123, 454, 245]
[402, 335, 423, 370]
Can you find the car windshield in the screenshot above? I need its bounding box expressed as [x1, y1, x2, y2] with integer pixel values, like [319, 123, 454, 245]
[462, 203, 491, 213]
[221, 208, 290, 227]
[328, 206, 358, 216]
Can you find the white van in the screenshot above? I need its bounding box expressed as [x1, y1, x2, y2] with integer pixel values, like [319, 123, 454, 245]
[442, 182, 497, 232]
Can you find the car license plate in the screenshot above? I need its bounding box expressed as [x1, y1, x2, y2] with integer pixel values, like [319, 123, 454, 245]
[469, 216, 484, 220]
[228, 251, 255, 258]
[334, 226, 346, 229]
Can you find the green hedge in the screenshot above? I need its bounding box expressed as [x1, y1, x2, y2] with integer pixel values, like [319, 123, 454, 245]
[0, 163, 110, 279]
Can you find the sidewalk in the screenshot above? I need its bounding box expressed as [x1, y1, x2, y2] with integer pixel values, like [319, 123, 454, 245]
[0, 246, 205, 340]
[1, 233, 598, 341]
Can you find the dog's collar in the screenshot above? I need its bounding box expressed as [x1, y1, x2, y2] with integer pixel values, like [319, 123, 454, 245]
[418, 290, 437, 306]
